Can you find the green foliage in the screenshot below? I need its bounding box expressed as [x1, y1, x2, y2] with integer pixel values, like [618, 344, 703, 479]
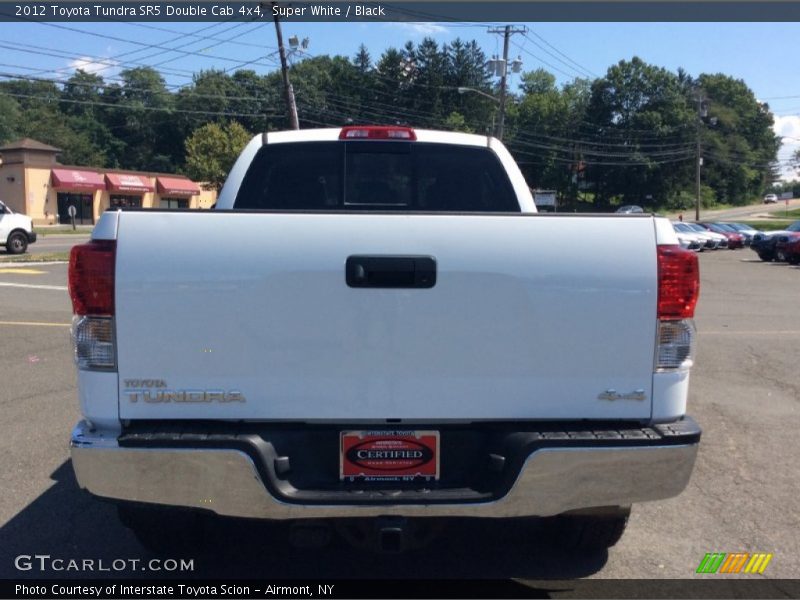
[0, 44, 780, 209]
[769, 179, 799, 197]
[0, 95, 22, 144]
[666, 186, 716, 211]
[737, 219, 796, 231]
[698, 73, 780, 205]
[580, 58, 696, 210]
[443, 111, 472, 133]
[184, 121, 252, 190]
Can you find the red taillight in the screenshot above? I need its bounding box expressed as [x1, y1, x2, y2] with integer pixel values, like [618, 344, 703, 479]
[657, 245, 699, 319]
[339, 126, 417, 140]
[68, 240, 116, 316]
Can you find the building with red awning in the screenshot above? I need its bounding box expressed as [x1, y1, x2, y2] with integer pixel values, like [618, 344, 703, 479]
[157, 176, 201, 197]
[105, 173, 155, 193]
[51, 168, 106, 191]
[0, 138, 215, 225]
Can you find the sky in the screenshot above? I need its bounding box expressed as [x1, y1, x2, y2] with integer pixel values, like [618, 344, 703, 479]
[0, 19, 798, 180]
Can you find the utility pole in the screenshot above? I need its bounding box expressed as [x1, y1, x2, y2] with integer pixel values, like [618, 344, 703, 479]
[488, 25, 526, 140]
[695, 90, 707, 221]
[272, 2, 299, 130]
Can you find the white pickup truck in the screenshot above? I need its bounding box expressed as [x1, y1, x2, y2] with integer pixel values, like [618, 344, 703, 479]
[0, 200, 37, 254]
[68, 127, 701, 554]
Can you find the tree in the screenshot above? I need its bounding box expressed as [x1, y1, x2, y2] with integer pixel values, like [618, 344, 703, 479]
[582, 57, 696, 209]
[443, 39, 494, 133]
[503, 71, 590, 205]
[100, 67, 175, 171]
[229, 70, 279, 133]
[354, 44, 372, 73]
[0, 95, 22, 144]
[60, 70, 105, 118]
[375, 47, 411, 110]
[184, 121, 251, 190]
[409, 38, 447, 118]
[443, 111, 472, 133]
[0, 77, 106, 165]
[697, 73, 780, 204]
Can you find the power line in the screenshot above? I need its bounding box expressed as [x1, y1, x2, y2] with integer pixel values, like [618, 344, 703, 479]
[27, 20, 278, 68]
[511, 129, 695, 149]
[0, 43, 198, 81]
[0, 44, 279, 93]
[507, 137, 694, 159]
[122, 21, 272, 51]
[507, 145, 694, 167]
[0, 72, 277, 104]
[134, 21, 270, 74]
[296, 99, 694, 161]
[524, 30, 598, 79]
[17, 19, 245, 80]
[0, 90, 271, 118]
[511, 39, 580, 81]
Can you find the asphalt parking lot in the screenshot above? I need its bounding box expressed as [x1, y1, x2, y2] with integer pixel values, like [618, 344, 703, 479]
[0, 249, 798, 585]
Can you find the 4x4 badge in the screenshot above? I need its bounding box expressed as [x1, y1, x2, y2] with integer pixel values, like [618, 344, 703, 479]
[597, 389, 646, 401]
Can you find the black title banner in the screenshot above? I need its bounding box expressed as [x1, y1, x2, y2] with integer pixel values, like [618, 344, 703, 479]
[5, 579, 800, 600]
[4, 1, 800, 22]
[5, 580, 548, 600]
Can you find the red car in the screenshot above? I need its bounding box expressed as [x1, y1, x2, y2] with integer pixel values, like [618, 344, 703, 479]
[698, 223, 745, 249]
[776, 233, 800, 264]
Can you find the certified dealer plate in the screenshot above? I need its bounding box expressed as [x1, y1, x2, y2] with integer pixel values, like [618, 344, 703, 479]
[340, 430, 440, 481]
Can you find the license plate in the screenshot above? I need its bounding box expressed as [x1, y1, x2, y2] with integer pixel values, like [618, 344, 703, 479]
[340, 430, 439, 481]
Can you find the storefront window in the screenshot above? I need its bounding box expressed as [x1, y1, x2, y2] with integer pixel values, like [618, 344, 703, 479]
[159, 197, 189, 209]
[110, 195, 143, 209]
[57, 193, 93, 225]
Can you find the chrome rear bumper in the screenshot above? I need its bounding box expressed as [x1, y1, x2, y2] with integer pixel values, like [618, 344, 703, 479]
[71, 420, 699, 519]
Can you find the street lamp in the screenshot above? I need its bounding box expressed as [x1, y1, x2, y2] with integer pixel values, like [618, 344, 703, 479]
[457, 87, 500, 104]
[457, 87, 501, 137]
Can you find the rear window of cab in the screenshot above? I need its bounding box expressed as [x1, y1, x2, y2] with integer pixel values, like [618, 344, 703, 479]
[233, 141, 520, 212]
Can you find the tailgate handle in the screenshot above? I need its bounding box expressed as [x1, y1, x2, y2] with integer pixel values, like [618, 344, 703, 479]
[346, 256, 436, 288]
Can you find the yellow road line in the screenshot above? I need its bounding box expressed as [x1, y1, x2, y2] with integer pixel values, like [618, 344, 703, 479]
[0, 282, 67, 291]
[0, 268, 45, 274]
[0, 320, 70, 328]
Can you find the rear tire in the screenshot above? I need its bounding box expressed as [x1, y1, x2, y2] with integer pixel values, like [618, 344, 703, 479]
[757, 252, 774, 262]
[6, 231, 27, 254]
[117, 503, 207, 555]
[544, 507, 631, 553]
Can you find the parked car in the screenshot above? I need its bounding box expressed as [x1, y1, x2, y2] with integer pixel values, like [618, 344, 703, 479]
[686, 223, 728, 249]
[763, 194, 778, 204]
[779, 236, 800, 265]
[673, 222, 715, 250]
[775, 233, 800, 263]
[0, 199, 37, 254]
[615, 205, 644, 214]
[697, 223, 745, 249]
[677, 222, 725, 249]
[751, 220, 800, 261]
[724, 222, 761, 246]
[670, 223, 703, 251]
